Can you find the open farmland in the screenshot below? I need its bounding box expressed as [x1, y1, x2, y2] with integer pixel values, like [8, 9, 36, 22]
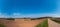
[0, 18, 46, 27]
[0, 17, 60, 27]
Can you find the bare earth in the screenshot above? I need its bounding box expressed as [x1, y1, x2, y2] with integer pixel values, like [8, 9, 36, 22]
[0, 18, 46, 27]
[48, 19, 60, 27]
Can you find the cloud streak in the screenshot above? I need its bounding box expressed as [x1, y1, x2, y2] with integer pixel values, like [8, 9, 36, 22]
[0, 13, 60, 18]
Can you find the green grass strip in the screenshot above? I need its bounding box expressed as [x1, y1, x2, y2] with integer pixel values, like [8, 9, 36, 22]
[35, 19, 48, 27]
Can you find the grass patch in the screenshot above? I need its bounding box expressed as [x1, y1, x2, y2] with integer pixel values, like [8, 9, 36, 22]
[35, 19, 48, 27]
[6, 18, 15, 20]
[31, 18, 43, 20]
[31, 18, 38, 20]
[0, 24, 5, 27]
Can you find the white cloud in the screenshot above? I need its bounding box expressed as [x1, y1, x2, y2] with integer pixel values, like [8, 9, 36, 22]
[0, 13, 60, 18]
[12, 13, 21, 15]
[11, 13, 25, 18]
[10, 13, 60, 18]
[23, 13, 60, 18]
[0, 13, 9, 18]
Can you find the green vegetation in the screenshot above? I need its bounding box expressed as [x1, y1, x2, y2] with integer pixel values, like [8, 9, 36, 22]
[31, 18, 38, 20]
[50, 18, 60, 24]
[31, 18, 42, 20]
[35, 19, 48, 27]
[0, 24, 5, 27]
[6, 18, 15, 20]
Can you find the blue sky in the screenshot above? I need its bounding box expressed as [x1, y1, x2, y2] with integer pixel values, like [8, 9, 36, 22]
[0, 0, 60, 18]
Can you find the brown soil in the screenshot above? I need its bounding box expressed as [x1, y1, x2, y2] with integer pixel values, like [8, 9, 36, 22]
[0, 18, 46, 27]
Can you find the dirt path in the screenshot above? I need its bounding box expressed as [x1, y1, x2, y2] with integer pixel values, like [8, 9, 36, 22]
[48, 19, 60, 27]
